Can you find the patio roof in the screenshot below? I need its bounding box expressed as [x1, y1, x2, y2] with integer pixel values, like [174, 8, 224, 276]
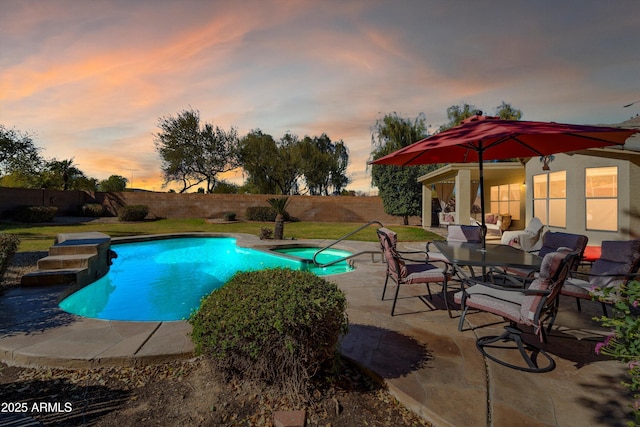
[417, 162, 525, 186]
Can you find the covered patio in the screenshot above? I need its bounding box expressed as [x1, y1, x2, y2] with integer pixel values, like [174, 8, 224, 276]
[419, 162, 525, 230]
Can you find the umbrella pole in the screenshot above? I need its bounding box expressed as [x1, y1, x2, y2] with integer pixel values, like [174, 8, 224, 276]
[479, 149, 487, 251]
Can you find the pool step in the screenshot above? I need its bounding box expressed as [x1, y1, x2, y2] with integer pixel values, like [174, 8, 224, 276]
[20, 268, 90, 287]
[21, 232, 113, 288]
[37, 253, 96, 270]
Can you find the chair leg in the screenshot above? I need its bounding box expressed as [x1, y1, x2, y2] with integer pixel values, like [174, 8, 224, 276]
[424, 283, 433, 300]
[458, 305, 469, 331]
[442, 278, 452, 318]
[381, 274, 390, 301]
[601, 302, 608, 316]
[575, 297, 582, 312]
[391, 281, 401, 316]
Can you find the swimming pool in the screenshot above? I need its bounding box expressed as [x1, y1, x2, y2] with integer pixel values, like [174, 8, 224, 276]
[58, 236, 353, 322]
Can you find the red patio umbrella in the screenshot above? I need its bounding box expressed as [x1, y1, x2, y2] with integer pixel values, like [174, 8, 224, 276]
[371, 114, 639, 248]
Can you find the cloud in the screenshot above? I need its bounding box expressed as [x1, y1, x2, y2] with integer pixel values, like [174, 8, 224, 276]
[1, 0, 638, 193]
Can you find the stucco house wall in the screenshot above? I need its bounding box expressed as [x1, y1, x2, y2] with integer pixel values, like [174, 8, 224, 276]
[525, 150, 639, 245]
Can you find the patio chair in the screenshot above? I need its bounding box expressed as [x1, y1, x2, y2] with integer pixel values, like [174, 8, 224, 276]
[500, 217, 545, 252]
[425, 224, 483, 264]
[561, 239, 640, 314]
[453, 250, 578, 372]
[505, 231, 587, 278]
[377, 227, 452, 317]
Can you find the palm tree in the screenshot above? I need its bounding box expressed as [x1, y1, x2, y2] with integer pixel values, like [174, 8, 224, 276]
[45, 158, 84, 190]
[267, 196, 291, 240]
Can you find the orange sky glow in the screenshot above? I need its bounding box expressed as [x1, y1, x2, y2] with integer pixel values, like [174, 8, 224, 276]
[1, 0, 638, 193]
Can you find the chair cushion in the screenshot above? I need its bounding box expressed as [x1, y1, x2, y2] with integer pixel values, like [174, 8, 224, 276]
[377, 227, 407, 277]
[404, 263, 446, 284]
[520, 251, 568, 322]
[562, 278, 591, 298]
[538, 232, 587, 259]
[447, 225, 483, 243]
[589, 240, 640, 289]
[599, 240, 640, 264]
[453, 286, 523, 323]
[378, 227, 398, 247]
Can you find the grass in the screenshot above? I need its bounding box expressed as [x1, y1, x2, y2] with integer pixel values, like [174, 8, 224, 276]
[0, 219, 444, 252]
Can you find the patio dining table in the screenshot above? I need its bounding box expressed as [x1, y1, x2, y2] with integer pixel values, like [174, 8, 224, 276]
[432, 241, 543, 279]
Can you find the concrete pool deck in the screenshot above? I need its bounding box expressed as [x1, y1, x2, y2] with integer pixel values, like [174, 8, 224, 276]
[0, 236, 633, 426]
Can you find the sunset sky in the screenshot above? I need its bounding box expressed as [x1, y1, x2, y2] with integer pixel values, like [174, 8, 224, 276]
[1, 0, 638, 193]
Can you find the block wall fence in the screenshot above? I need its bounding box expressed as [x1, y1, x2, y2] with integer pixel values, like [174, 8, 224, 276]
[0, 187, 420, 225]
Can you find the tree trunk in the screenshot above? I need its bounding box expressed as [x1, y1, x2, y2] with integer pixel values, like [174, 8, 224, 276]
[403, 215, 409, 226]
[274, 214, 284, 240]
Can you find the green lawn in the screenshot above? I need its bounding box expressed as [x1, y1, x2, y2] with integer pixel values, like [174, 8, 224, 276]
[0, 219, 444, 252]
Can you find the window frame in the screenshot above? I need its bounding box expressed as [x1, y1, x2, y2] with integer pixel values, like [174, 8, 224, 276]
[585, 166, 618, 232]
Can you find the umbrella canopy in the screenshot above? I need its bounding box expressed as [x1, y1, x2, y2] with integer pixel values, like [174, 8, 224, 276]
[371, 115, 639, 248]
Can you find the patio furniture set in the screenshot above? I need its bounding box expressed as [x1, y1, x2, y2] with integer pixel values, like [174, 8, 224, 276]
[376, 224, 640, 373]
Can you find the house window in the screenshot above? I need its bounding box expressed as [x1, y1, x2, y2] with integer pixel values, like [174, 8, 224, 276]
[533, 171, 566, 227]
[585, 166, 618, 231]
[490, 183, 521, 220]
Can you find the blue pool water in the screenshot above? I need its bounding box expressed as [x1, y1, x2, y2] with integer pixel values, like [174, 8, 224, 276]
[58, 237, 352, 322]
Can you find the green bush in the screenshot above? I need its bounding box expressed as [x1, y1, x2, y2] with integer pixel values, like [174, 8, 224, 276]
[117, 204, 149, 221]
[190, 268, 349, 396]
[245, 206, 275, 221]
[259, 227, 273, 240]
[0, 233, 20, 281]
[81, 203, 105, 217]
[13, 206, 58, 223]
[223, 212, 236, 221]
[245, 206, 292, 222]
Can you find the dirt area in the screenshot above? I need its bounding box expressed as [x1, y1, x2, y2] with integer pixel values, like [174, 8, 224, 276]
[0, 255, 431, 426]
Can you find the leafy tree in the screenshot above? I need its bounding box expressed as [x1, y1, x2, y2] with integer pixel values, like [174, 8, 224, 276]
[438, 102, 523, 132]
[237, 130, 302, 195]
[71, 176, 98, 192]
[298, 134, 349, 195]
[0, 170, 42, 188]
[494, 101, 523, 120]
[0, 125, 42, 178]
[237, 130, 280, 194]
[370, 113, 437, 225]
[238, 130, 349, 196]
[155, 108, 239, 193]
[211, 180, 239, 194]
[275, 133, 303, 195]
[438, 103, 478, 132]
[99, 175, 128, 192]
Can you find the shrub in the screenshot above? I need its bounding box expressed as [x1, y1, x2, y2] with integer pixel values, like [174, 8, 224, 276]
[593, 281, 640, 425]
[0, 233, 20, 282]
[245, 206, 292, 222]
[223, 212, 236, 221]
[81, 203, 105, 217]
[259, 227, 273, 240]
[13, 206, 57, 223]
[245, 206, 275, 221]
[117, 204, 149, 221]
[190, 268, 349, 397]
